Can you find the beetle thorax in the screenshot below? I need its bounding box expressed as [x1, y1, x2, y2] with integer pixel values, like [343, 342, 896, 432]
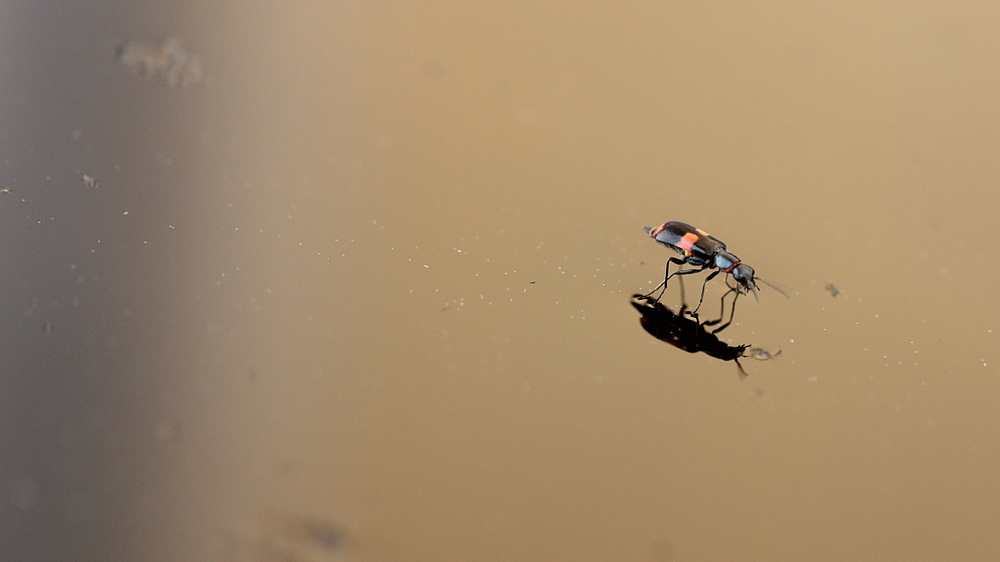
[714, 250, 741, 272]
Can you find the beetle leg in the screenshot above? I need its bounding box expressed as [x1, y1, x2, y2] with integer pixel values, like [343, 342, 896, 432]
[644, 257, 699, 304]
[707, 287, 741, 334]
[702, 285, 733, 328]
[688, 269, 721, 319]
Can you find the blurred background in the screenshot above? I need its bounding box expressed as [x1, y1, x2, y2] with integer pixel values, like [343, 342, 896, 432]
[2, 1, 1000, 561]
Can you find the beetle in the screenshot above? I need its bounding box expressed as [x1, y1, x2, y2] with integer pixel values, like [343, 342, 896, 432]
[643, 221, 786, 320]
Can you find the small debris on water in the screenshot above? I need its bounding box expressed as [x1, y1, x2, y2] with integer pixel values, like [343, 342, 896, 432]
[117, 38, 203, 87]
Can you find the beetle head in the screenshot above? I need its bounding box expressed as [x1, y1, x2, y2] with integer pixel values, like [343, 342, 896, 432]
[731, 264, 760, 302]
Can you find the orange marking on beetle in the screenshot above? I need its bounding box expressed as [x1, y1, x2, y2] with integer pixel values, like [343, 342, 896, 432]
[649, 224, 666, 238]
[677, 232, 700, 256]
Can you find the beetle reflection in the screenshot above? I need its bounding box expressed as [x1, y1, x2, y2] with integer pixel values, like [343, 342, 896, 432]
[631, 294, 754, 379]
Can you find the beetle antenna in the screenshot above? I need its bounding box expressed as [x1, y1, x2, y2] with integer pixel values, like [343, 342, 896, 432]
[734, 357, 749, 380]
[754, 276, 790, 299]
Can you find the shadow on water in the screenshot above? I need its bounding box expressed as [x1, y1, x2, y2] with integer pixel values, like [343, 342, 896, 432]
[631, 294, 763, 380]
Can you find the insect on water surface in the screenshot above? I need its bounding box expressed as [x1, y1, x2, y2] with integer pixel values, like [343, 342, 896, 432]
[643, 221, 787, 321]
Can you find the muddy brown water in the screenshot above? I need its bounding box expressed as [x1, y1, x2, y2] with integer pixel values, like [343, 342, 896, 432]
[3, 2, 1000, 561]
